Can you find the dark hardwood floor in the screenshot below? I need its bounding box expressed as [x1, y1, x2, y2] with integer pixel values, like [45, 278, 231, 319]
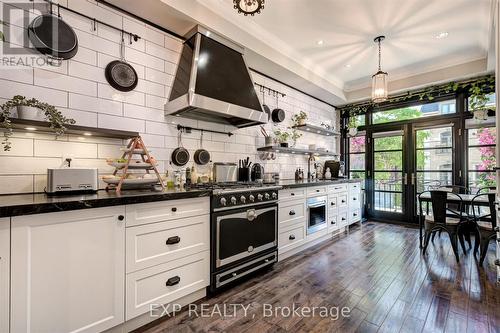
[138, 222, 500, 333]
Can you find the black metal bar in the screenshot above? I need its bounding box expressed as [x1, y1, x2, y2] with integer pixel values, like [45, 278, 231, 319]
[254, 82, 286, 98]
[177, 125, 233, 137]
[36, 0, 141, 42]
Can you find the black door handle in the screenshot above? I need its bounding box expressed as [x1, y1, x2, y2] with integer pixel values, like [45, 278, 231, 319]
[166, 236, 181, 245]
[341, 217, 346, 221]
[331, 202, 335, 206]
[289, 210, 296, 216]
[171, 207, 177, 212]
[316, 189, 320, 192]
[166, 276, 181, 286]
[118, 215, 125, 221]
[342, 200, 346, 203]
[289, 234, 296, 240]
[291, 193, 295, 196]
[331, 220, 335, 225]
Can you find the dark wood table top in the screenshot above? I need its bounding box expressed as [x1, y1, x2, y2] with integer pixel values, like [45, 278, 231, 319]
[418, 192, 494, 205]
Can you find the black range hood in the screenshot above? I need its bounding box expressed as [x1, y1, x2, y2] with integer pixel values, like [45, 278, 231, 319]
[165, 26, 267, 128]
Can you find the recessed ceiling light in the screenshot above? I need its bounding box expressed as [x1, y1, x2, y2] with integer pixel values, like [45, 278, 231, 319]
[83, 132, 92, 136]
[317, 40, 324, 46]
[344, 64, 352, 68]
[434, 32, 449, 39]
[24, 127, 37, 131]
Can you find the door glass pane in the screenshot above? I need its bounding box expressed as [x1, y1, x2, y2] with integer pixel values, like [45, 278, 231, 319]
[468, 147, 496, 171]
[374, 136, 402, 150]
[416, 127, 453, 148]
[468, 172, 496, 191]
[374, 191, 403, 213]
[350, 154, 365, 170]
[415, 171, 453, 193]
[373, 100, 456, 125]
[468, 127, 496, 146]
[349, 136, 366, 153]
[374, 172, 403, 192]
[417, 149, 453, 171]
[374, 151, 402, 170]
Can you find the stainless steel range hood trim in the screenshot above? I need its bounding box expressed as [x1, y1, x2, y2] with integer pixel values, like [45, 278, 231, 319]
[165, 26, 267, 128]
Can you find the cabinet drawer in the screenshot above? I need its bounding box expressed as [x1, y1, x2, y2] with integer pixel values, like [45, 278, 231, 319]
[126, 197, 210, 227]
[328, 196, 338, 209]
[278, 225, 305, 251]
[126, 214, 209, 273]
[349, 193, 360, 207]
[279, 199, 306, 227]
[350, 209, 361, 223]
[338, 193, 348, 208]
[126, 251, 209, 320]
[349, 183, 361, 193]
[328, 184, 348, 193]
[280, 188, 306, 202]
[338, 211, 348, 227]
[328, 214, 338, 232]
[307, 186, 327, 197]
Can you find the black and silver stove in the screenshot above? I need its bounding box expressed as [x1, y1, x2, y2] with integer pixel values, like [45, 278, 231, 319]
[204, 182, 281, 293]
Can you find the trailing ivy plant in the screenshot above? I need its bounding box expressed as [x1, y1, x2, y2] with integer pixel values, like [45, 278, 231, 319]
[0, 20, 5, 42]
[338, 74, 495, 131]
[0, 95, 76, 151]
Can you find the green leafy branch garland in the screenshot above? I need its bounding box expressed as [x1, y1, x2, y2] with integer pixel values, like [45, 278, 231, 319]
[1, 95, 76, 151]
[339, 74, 495, 129]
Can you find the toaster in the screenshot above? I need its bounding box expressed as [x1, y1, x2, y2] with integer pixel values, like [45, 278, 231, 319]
[46, 168, 98, 194]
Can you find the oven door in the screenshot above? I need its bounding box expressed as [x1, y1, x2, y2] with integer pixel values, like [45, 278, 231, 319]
[215, 204, 277, 268]
[307, 196, 327, 234]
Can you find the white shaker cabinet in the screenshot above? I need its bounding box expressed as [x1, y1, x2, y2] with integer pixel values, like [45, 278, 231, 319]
[10, 207, 126, 333]
[0, 218, 9, 333]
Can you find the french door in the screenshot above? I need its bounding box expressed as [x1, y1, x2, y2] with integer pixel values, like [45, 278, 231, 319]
[366, 119, 461, 223]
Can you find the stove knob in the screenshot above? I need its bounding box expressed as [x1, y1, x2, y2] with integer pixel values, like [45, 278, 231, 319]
[249, 195, 255, 202]
[240, 195, 246, 203]
[230, 196, 237, 205]
[220, 197, 227, 206]
[257, 194, 263, 201]
[272, 192, 277, 199]
[264, 193, 270, 200]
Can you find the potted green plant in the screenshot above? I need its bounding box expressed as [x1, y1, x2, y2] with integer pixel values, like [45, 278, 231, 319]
[274, 129, 291, 147]
[347, 116, 359, 137]
[291, 111, 307, 126]
[290, 129, 302, 147]
[469, 84, 491, 121]
[0, 95, 76, 151]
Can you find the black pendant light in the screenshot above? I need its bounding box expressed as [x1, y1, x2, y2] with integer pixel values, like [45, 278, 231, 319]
[233, 0, 265, 16]
[372, 36, 389, 103]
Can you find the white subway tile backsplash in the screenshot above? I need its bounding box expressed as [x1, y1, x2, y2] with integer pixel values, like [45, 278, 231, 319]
[98, 114, 145, 133]
[34, 69, 97, 96]
[0, 0, 337, 193]
[69, 93, 123, 116]
[0, 175, 33, 194]
[34, 140, 98, 158]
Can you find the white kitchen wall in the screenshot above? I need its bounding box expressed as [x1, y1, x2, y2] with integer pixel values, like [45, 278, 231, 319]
[0, 0, 338, 194]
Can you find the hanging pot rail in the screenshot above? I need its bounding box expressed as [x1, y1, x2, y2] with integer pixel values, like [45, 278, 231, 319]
[33, 0, 141, 43]
[255, 83, 286, 98]
[176, 125, 233, 137]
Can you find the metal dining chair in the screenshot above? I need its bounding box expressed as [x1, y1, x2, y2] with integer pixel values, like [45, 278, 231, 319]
[476, 186, 496, 195]
[419, 190, 468, 262]
[470, 193, 497, 265]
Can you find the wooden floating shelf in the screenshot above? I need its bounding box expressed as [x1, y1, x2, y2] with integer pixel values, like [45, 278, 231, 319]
[9, 118, 139, 140]
[257, 146, 339, 157]
[292, 124, 340, 137]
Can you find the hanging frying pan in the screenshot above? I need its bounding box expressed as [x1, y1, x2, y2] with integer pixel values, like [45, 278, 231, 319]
[271, 92, 285, 122]
[194, 131, 211, 165]
[28, 5, 78, 66]
[171, 130, 190, 167]
[105, 34, 138, 92]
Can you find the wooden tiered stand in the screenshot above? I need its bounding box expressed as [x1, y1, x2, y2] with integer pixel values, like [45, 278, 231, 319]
[106, 136, 165, 193]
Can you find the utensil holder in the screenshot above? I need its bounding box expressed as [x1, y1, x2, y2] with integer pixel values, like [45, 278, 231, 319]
[238, 167, 250, 182]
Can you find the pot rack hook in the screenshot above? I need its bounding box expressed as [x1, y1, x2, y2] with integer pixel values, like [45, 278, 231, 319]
[91, 18, 97, 32]
[57, 3, 61, 17]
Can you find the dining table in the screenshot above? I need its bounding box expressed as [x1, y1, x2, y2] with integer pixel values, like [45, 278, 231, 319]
[417, 192, 495, 248]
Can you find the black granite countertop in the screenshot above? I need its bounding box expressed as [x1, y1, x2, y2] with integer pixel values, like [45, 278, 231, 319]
[0, 188, 211, 218]
[277, 178, 361, 189]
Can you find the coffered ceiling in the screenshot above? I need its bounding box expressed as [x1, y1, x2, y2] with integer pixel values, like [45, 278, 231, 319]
[105, 0, 495, 104]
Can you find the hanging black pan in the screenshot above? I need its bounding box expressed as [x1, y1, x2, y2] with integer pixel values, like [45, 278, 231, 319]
[171, 130, 190, 167]
[194, 131, 210, 165]
[105, 35, 138, 92]
[28, 5, 78, 66]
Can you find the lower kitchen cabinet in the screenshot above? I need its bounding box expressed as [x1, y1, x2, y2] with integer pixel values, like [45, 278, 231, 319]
[0, 218, 10, 333]
[10, 207, 126, 333]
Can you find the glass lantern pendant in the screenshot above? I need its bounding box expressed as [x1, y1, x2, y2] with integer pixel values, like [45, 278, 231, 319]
[372, 36, 388, 103]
